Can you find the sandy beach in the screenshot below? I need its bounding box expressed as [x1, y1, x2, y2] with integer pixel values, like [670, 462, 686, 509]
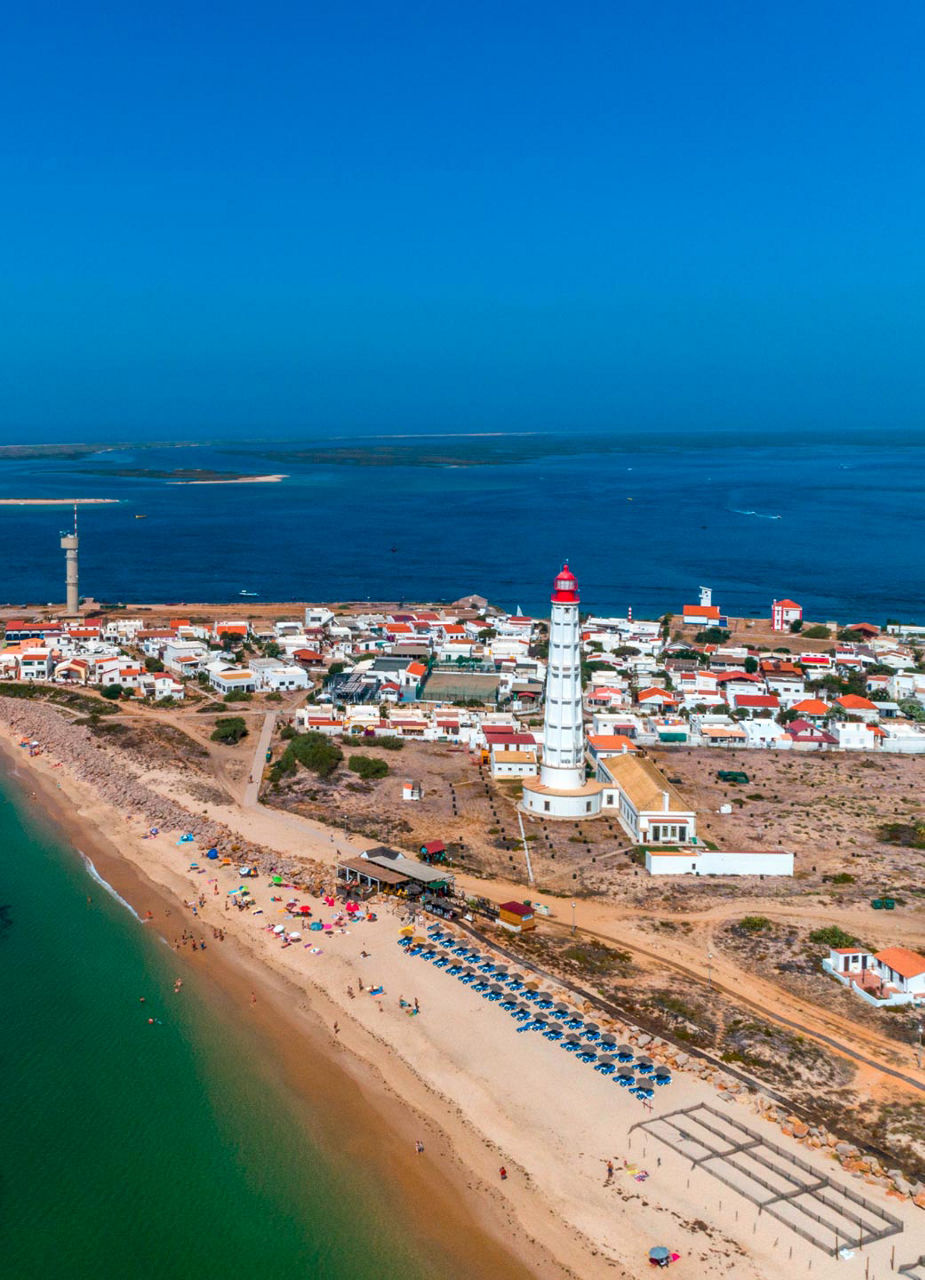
[170, 474, 289, 485]
[0, 498, 119, 505]
[1, 702, 921, 1280]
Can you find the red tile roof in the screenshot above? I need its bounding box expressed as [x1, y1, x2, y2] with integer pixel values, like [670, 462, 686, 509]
[874, 947, 925, 980]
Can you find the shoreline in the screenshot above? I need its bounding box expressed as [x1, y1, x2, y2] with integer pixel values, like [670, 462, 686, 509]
[3, 702, 922, 1278]
[0, 728, 564, 1280]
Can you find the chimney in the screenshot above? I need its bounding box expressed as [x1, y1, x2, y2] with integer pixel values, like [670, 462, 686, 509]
[662, 790, 670, 812]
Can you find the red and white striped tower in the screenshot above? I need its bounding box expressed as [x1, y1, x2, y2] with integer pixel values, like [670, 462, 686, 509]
[539, 563, 585, 791]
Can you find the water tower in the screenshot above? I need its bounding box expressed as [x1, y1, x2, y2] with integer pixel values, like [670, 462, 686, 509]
[60, 503, 79, 615]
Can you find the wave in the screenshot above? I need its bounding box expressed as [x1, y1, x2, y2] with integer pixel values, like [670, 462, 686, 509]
[731, 508, 782, 520]
[79, 850, 142, 921]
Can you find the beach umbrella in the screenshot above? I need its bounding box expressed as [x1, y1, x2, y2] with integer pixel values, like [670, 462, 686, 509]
[599, 1035, 617, 1048]
[492, 965, 508, 976]
[532, 1012, 549, 1023]
[206, 849, 219, 860]
[524, 980, 539, 991]
[597, 1054, 615, 1066]
[490, 984, 504, 994]
[634, 1077, 649, 1091]
[564, 1034, 581, 1045]
[584, 1022, 599, 1033]
[509, 972, 526, 983]
[287, 931, 302, 940]
[617, 1067, 634, 1079]
[300, 905, 311, 915]
[649, 1247, 670, 1263]
[273, 924, 285, 934]
[554, 1003, 570, 1015]
[400, 926, 414, 935]
[516, 1002, 533, 1015]
[412, 935, 427, 944]
[617, 1044, 634, 1059]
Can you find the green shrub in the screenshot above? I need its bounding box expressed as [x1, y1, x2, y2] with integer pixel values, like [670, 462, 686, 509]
[802, 625, 830, 639]
[101, 683, 123, 700]
[223, 689, 252, 703]
[739, 915, 772, 933]
[348, 755, 389, 780]
[265, 691, 283, 703]
[210, 716, 249, 745]
[809, 925, 857, 948]
[270, 731, 343, 781]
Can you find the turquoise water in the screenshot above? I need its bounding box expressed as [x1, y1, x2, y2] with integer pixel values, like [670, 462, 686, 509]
[0, 777, 447, 1279]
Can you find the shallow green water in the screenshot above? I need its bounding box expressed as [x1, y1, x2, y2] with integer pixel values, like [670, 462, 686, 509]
[0, 778, 440, 1279]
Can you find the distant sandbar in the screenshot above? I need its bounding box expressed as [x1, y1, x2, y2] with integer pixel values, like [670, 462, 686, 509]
[170, 474, 289, 485]
[0, 498, 119, 506]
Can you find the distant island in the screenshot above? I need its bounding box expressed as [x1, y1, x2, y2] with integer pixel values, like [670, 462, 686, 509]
[75, 467, 288, 484]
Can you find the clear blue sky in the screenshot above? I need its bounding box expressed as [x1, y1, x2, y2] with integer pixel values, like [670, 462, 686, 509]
[2, 1, 924, 440]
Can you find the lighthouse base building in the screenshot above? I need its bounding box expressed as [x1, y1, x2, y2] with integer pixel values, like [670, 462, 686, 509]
[521, 563, 604, 821]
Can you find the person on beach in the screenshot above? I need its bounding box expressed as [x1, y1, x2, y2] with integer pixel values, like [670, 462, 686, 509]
[499, 1167, 507, 1181]
[415, 1140, 424, 1154]
[333, 1022, 340, 1036]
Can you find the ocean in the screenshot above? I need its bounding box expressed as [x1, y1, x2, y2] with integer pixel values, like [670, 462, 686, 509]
[0, 772, 471, 1280]
[0, 430, 924, 621]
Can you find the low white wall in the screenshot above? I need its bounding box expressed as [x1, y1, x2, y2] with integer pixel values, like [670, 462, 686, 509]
[646, 851, 794, 876]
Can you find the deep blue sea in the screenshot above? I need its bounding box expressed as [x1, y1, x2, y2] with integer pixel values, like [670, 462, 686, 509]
[1, 431, 923, 622]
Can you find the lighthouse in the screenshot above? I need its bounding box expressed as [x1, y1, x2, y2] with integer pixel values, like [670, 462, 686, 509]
[522, 563, 603, 820]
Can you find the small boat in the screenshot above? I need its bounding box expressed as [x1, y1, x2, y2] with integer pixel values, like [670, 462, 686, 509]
[239, 589, 259, 596]
[134, 513, 148, 519]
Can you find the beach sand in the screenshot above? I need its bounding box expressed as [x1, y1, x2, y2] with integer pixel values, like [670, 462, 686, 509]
[0, 498, 119, 505]
[2, 713, 921, 1280]
[170, 474, 289, 485]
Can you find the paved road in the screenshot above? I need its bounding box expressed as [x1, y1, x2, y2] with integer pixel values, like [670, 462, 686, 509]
[243, 712, 277, 807]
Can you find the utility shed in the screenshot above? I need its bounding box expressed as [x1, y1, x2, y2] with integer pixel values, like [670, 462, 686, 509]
[498, 901, 536, 933]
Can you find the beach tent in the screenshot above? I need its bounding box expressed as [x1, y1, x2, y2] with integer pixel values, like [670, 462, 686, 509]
[206, 849, 219, 860]
[273, 925, 286, 934]
[649, 1246, 670, 1266]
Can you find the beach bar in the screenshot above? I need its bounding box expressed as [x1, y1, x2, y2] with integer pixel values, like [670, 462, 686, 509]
[336, 847, 455, 900]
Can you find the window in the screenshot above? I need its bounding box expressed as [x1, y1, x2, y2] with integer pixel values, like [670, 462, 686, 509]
[543, 801, 550, 812]
[586, 801, 592, 812]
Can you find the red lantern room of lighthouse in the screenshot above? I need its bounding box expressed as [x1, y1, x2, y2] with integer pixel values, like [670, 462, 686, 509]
[551, 564, 579, 604]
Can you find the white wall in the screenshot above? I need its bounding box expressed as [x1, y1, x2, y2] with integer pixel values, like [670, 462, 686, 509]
[646, 850, 793, 876]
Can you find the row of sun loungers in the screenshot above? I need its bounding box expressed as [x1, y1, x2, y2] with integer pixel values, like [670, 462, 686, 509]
[397, 925, 672, 1099]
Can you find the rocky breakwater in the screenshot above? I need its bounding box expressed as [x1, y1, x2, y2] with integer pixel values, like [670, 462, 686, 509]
[0, 699, 327, 886]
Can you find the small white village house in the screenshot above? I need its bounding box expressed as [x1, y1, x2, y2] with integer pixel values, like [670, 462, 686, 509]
[823, 945, 925, 1006]
[771, 598, 803, 631]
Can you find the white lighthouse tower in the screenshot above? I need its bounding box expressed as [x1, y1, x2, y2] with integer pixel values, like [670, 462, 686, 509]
[522, 563, 603, 820]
